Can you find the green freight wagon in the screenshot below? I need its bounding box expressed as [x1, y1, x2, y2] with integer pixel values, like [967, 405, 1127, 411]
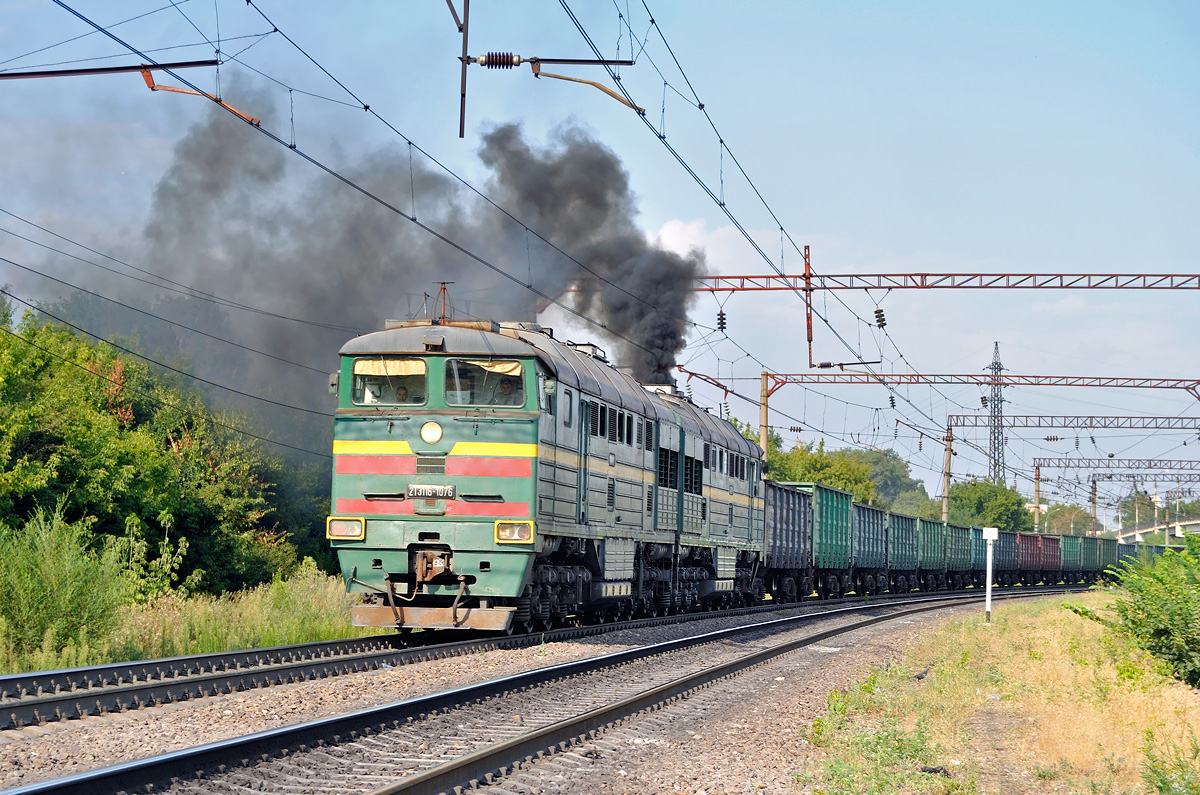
[852, 502, 888, 594]
[1060, 535, 1083, 584]
[1098, 537, 1119, 576]
[1080, 535, 1100, 579]
[969, 528, 986, 587]
[945, 523, 972, 589]
[789, 483, 853, 598]
[887, 512, 918, 591]
[916, 518, 947, 591]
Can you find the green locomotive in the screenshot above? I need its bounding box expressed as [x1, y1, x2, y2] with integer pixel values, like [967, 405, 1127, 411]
[326, 319, 765, 632]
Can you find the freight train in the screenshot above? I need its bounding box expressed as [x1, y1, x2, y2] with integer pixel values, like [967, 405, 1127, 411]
[325, 319, 1161, 632]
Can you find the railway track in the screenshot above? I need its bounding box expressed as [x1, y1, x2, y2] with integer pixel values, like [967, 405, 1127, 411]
[6, 587, 1081, 795]
[0, 588, 977, 732]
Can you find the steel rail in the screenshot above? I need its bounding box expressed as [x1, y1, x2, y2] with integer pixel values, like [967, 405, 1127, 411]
[7, 588, 1080, 795]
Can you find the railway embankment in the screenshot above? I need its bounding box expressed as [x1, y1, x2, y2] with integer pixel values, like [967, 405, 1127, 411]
[793, 589, 1200, 794]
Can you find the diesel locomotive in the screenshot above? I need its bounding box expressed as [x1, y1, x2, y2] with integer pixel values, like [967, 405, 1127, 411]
[325, 318, 1155, 633]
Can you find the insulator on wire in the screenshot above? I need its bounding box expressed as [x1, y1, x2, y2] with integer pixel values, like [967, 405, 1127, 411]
[1045, 435, 1060, 442]
[1090, 435, 1096, 445]
[894, 427, 898, 439]
[716, 309, 726, 332]
[476, 52, 522, 68]
[889, 395, 896, 409]
[873, 307, 886, 328]
[789, 426, 803, 433]
[918, 438, 923, 452]
[1075, 436, 1080, 449]
[981, 395, 988, 407]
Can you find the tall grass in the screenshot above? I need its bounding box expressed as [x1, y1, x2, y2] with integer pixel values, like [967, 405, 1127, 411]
[0, 508, 130, 671]
[0, 514, 386, 674]
[113, 558, 386, 660]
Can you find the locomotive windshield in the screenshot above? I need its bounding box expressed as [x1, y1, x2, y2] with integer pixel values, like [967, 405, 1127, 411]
[445, 359, 525, 407]
[352, 357, 427, 405]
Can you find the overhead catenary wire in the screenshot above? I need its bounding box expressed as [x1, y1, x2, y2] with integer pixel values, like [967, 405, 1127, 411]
[2, 287, 331, 418]
[1, 253, 330, 375]
[0, 323, 331, 460]
[560, 1, 952, 440]
[0, 210, 365, 334]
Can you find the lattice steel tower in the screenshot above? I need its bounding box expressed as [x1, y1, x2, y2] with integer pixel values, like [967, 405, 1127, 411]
[988, 342, 1006, 483]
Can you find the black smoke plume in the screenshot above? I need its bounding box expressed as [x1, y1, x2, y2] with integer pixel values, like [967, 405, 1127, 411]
[54, 79, 703, 457]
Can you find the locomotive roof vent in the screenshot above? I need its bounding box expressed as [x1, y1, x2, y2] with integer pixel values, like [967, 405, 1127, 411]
[564, 341, 608, 363]
[643, 382, 681, 397]
[499, 321, 553, 339]
[384, 318, 500, 332]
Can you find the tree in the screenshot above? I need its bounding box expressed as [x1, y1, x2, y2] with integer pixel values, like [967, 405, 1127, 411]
[947, 480, 1033, 533]
[1118, 491, 1157, 529]
[731, 420, 876, 503]
[835, 449, 927, 507]
[891, 489, 942, 520]
[0, 311, 301, 593]
[1042, 503, 1092, 536]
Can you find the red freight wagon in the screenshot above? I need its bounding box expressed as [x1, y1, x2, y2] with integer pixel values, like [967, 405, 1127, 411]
[1016, 533, 1040, 575]
[1038, 534, 1061, 583]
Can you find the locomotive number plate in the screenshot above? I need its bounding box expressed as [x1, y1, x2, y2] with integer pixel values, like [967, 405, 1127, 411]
[407, 484, 456, 499]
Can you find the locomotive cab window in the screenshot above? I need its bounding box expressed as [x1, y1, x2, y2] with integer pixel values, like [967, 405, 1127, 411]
[352, 357, 427, 405]
[445, 359, 525, 407]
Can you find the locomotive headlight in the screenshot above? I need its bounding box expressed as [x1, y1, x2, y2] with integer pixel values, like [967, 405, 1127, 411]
[494, 520, 534, 544]
[420, 421, 443, 444]
[326, 517, 365, 540]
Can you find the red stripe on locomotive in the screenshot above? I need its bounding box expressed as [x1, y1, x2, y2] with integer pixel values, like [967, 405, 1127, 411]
[445, 456, 532, 477]
[335, 455, 417, 475]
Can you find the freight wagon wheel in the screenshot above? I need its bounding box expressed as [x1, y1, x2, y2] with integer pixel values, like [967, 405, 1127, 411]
[781, 576, 798, 603]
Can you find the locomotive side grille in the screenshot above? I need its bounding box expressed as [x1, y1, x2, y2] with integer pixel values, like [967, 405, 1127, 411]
[416, 456, 446, 475]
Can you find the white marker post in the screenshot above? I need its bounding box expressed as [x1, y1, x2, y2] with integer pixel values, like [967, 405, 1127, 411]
[982, 527, 999, 624]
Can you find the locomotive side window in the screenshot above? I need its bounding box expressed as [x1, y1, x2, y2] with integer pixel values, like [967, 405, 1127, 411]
[352, 357, 427, 405]
[563, 390, 573, 427]
[445, 359, 524, 406]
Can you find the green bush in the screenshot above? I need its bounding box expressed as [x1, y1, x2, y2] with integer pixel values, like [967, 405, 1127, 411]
[1109, 536, 1200, 687]
[1143, 728, 1200, 795]
[0, 506, 130, 658]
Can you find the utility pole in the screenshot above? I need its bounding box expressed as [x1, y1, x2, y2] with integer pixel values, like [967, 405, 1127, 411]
[1034, 466, 1041, 533]
[988, 342, 1005, 483]
[942, 426, 954, 522]
[759, 371, 769, 457]
[1091, 480, 1097, 536]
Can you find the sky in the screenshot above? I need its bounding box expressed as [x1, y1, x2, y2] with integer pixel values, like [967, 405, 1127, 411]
[1, 1, 1198, 518]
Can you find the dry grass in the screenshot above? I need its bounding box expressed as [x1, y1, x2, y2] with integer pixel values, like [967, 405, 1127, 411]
[810, 591, 1200, 793]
